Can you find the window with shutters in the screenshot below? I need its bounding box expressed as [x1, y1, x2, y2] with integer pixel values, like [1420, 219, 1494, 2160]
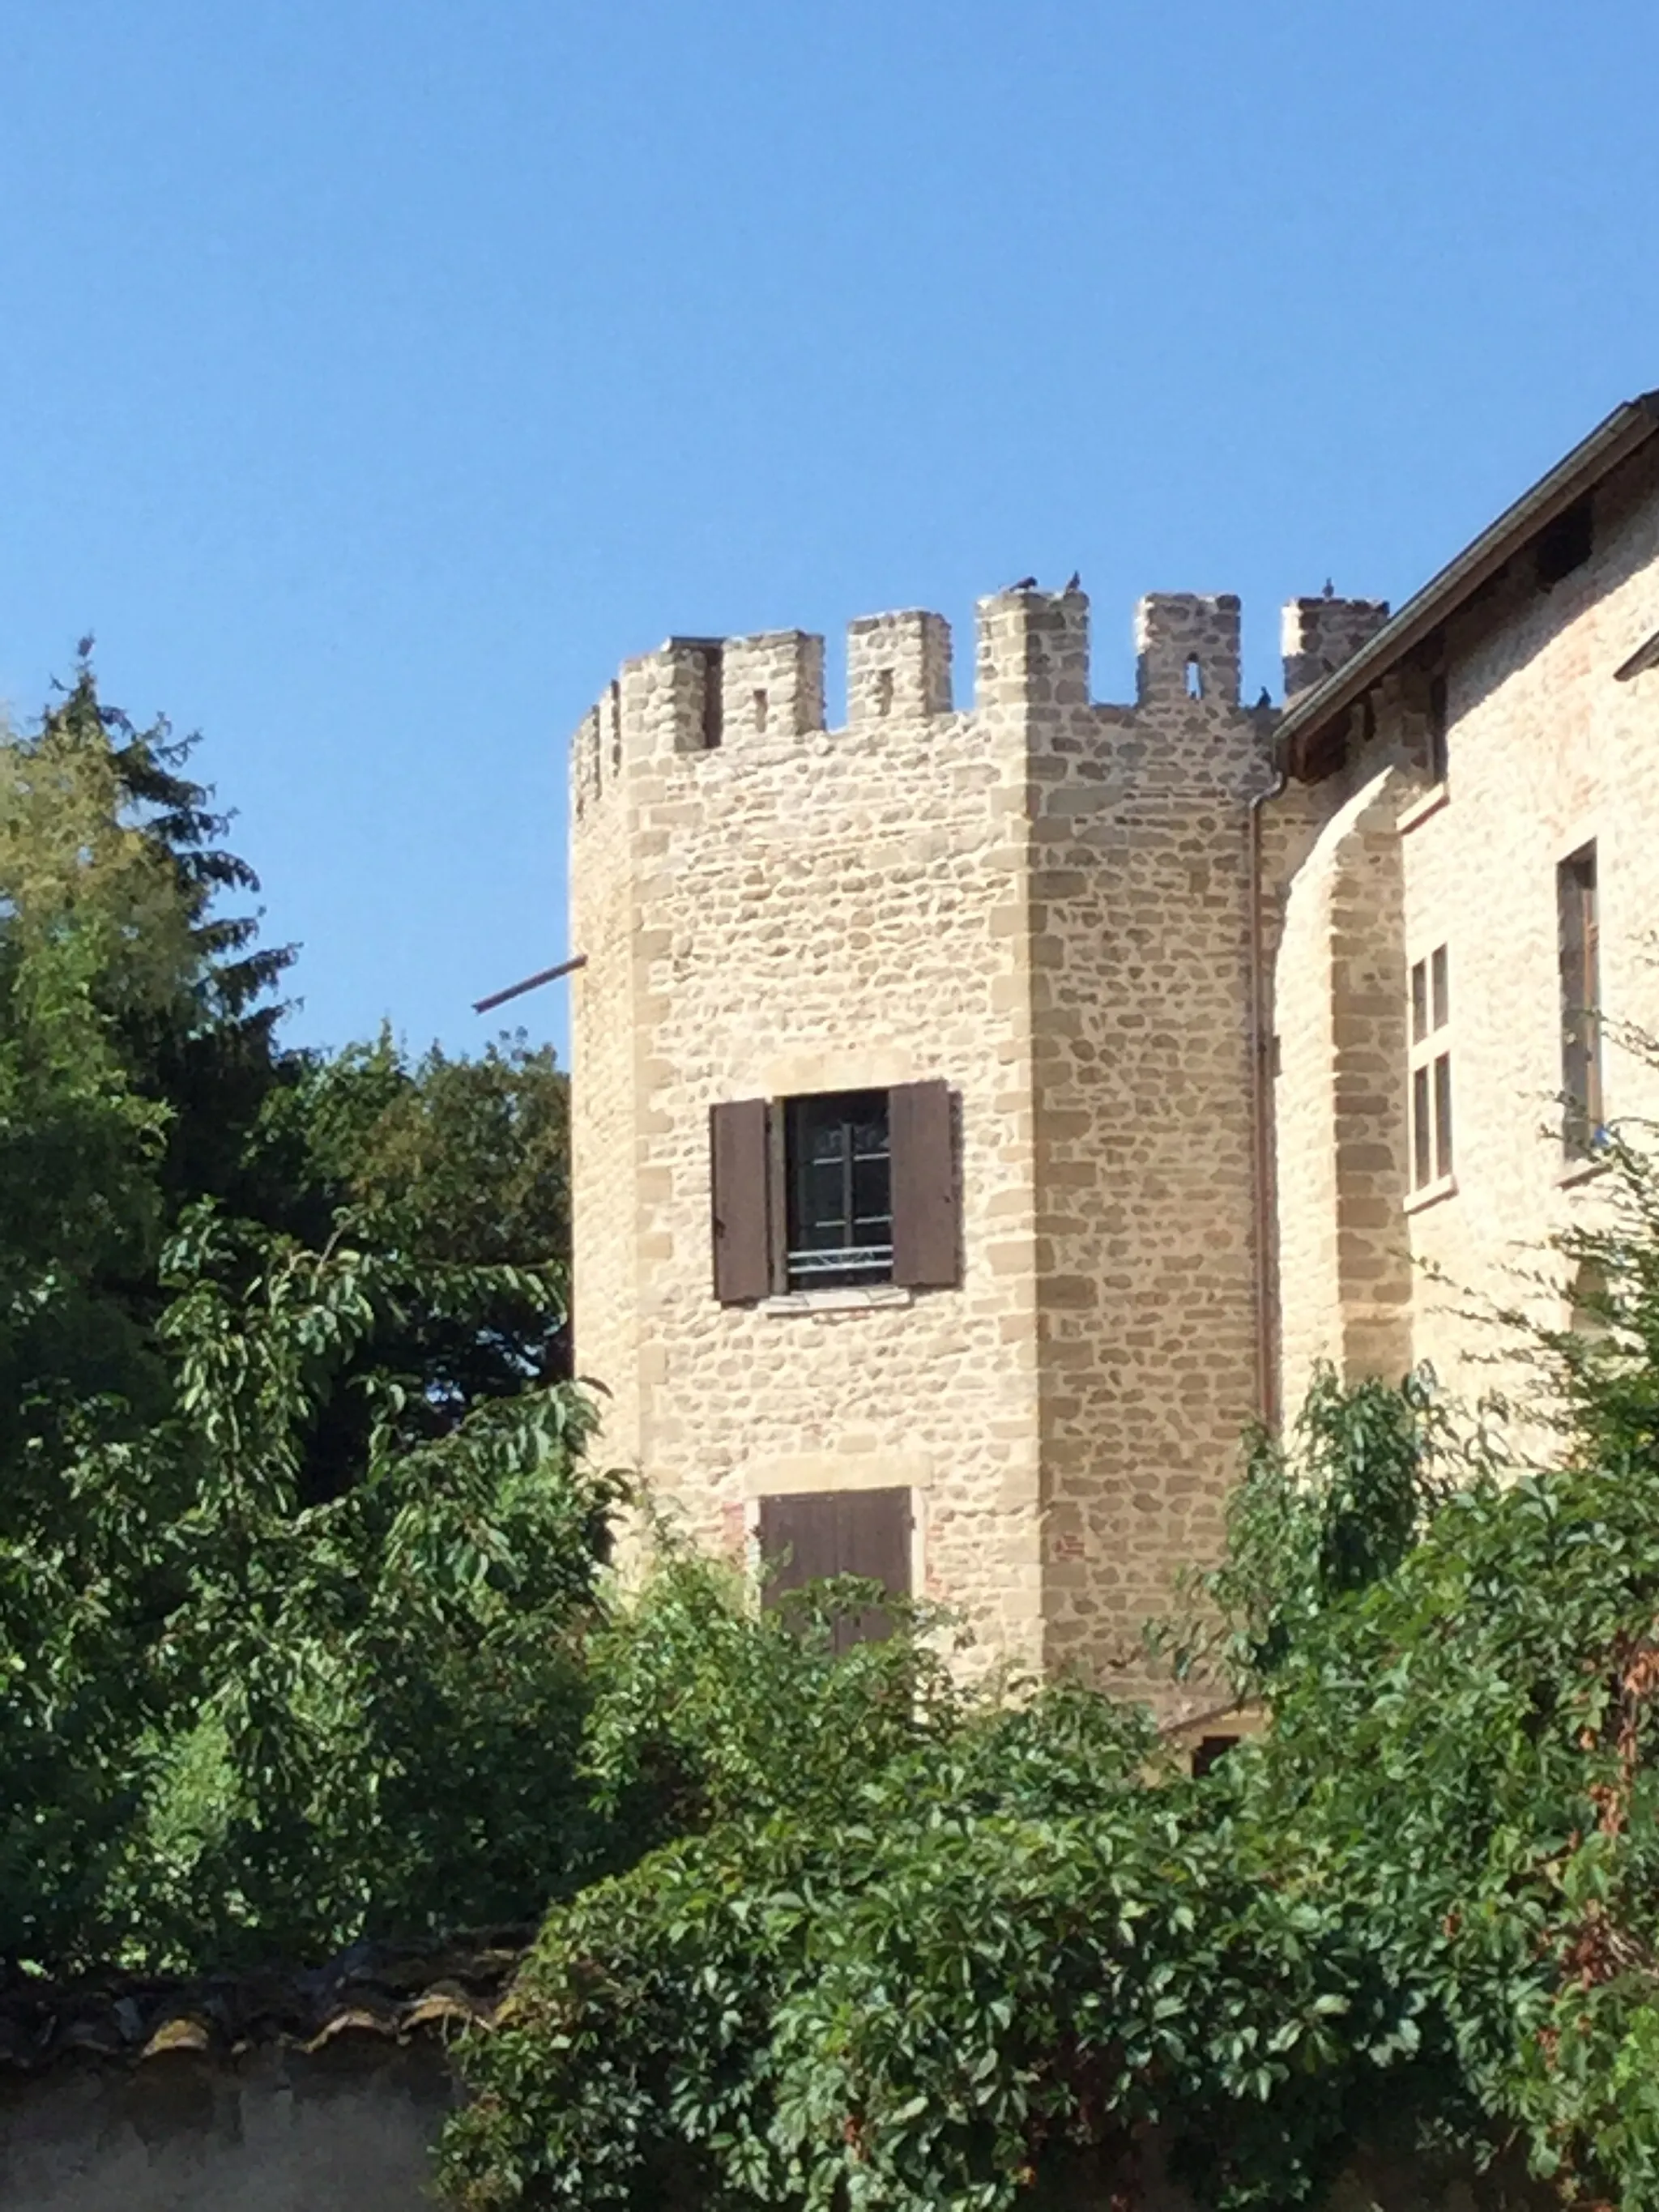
[757, 1486, 912, 1652]
[1559, 843, 1604, 1160]
[1409, 944, 1454, 1196]
[709, 1080, 959, 1304]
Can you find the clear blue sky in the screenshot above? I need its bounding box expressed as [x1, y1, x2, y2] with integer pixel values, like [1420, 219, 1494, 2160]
[2, 1, 1654, 1066]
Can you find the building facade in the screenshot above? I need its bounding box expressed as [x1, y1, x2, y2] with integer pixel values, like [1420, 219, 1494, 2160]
[568, 393, 1659, 1695]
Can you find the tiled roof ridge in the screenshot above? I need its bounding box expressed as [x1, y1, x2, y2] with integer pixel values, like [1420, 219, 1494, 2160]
[0, 1933, 531, 2073]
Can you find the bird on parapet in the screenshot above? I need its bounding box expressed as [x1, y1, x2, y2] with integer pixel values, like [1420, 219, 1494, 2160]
[1005, 575, 1038, 592]
[1322, 578, 1336, 599]
[1255, 686, 1273, 710]
[1064, 570, 1081, 592]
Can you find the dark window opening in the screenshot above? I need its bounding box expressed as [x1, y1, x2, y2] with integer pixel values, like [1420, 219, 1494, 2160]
[786, 1090, 893, 1288]
[700, 646, 724, 750]
[1192, 1734, 1239, 1778]
[753, 688, 770, 735]
[1427, 670, 1449, 784]
[1537, 497, 1593, 590]
[1559, 843, 1603, 1158]
[874, 667, 894, 718]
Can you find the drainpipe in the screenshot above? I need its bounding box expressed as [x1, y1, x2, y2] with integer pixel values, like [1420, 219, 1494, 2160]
[1247, 761, 1286, 1431]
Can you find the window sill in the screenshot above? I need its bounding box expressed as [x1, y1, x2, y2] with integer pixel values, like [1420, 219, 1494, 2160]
[1398, 782, 1449, 834]
[1559, 1155, 1611, 1191]
[760, 1284, 915, 1315]
[1404, 1174, 1458, 1216]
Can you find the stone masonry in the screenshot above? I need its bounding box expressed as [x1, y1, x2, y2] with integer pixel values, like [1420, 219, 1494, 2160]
[569, 397, 1659, 1690]
[1273, 433, 1659, 1430]
[570, 585, 1317, 1697]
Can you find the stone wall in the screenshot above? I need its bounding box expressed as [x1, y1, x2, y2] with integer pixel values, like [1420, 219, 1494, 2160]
[1014, 592, 1274, 1690]
[569, 583, 1286, 1694]
[0, 2045, 450, 2212]
[1273, 766, 1414, 1417]
[568, 447, 1659, 1685]
[0, 2048, 1551, 2212]
[571, 598, 1049, 1673]
[1271, 438, 1659, 1425]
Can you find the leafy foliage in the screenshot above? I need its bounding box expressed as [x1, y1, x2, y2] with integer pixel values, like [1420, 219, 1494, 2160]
[250, 1034, 577, 1504]
[0, 658, 603, 1975]
[443, 1116, 1659, 2212]
[1161, 1362, 1469, 1692]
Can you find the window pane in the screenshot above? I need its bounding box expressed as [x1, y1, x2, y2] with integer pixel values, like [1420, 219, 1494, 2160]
[785, 1090, 893, 1285]
[1434, 1052, 1453, 1181]
[1431, 945, 1449, 1031]
[1559, 846, 1602, 1157]
[806, 1119, 849, 1167]
[851, 1151, 892, 1238]
[798, 1156, 847, 1247]
[1413, 1066, 1431, 1189]
[1411, 961, 1428, 1046]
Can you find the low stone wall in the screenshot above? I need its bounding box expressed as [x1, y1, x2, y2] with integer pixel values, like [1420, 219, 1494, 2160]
[0, 1949, 1552, 2212]
[2, 2055, 1559, 2212]
[0, 2041, 452, 2212]
[0, 1945, 512, 2212]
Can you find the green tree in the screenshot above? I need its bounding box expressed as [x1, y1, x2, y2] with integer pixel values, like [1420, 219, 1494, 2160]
[122, 1209, 614, 1967]
[439, 1123, 1659, 2212]
[252, 1034, 575, 1503]
[0, 654, 596, 1974]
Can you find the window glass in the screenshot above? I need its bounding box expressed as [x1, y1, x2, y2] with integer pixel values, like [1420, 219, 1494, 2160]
[1559, 844, 1603, 1159]
[786, 1090, 893, 1287]
[1409, 948, 1454, 1195]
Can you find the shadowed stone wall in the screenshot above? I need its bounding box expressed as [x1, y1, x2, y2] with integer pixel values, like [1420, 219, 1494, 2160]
[0, 2044, 451, 2212]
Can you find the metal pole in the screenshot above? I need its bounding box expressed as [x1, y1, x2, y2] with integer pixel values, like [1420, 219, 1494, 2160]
[472, 952, 588, 1015]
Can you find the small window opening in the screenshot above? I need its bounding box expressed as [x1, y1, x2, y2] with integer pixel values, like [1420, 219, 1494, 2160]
[753, 688, 770, 735]
[1559, 843, 1603, 1158]
[1537, 497, 1593, 590]
[785, 1090, 892, 1289]
[1184, 655, 1205, 700]
[1410, 945, 1454, 1190]
[1427, 671, 1449, 784]
[699, 646, 724, 751]
[1192, 1734, 1239, 1778]
[874, 667, 894, 719]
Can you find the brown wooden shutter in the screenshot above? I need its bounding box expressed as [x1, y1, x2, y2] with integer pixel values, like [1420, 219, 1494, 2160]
[757, 1488, 913, 1652]
[710, 1098, 773, 1302]
[757, 1494, 838, 1598]
[889, 1078, 959, 1289]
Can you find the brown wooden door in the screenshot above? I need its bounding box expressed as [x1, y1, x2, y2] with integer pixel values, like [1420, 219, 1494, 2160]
[757, 1487, 912, 1652]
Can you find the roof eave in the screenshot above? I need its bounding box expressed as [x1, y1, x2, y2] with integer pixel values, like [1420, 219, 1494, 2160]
[1277, 392, 1659, 782]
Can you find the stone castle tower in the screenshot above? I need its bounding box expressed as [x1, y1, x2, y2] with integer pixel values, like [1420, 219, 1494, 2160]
[569, 584, 1381, 1690]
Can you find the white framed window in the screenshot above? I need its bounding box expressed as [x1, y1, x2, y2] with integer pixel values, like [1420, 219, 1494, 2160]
[1410, 945, 1453, 1192]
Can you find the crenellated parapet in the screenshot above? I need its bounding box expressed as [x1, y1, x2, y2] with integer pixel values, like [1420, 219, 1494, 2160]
[572, 582, 1388, 815]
